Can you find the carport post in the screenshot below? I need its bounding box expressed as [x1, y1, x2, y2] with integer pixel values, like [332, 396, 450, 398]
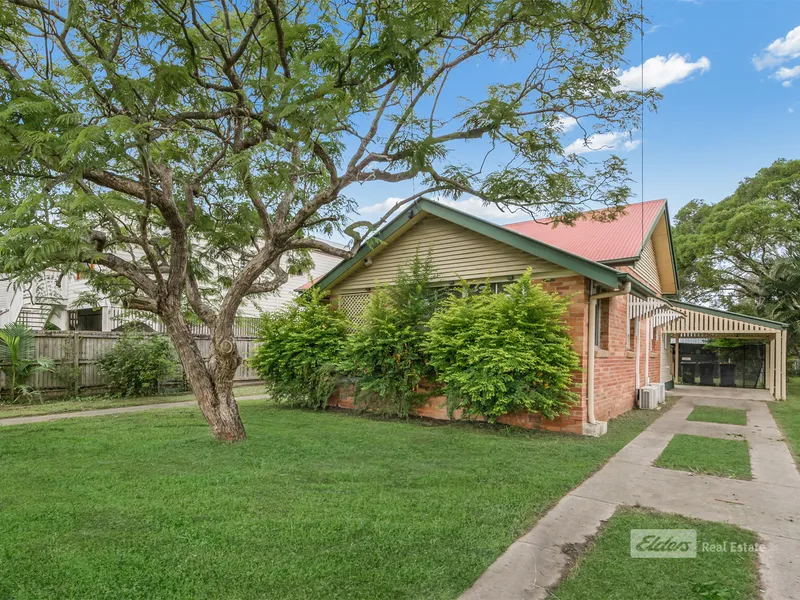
[780, 330, 788, 400]
[771, 337, 778, 399]
[673, 335, 680, 384]
[766, 337, 773, 395]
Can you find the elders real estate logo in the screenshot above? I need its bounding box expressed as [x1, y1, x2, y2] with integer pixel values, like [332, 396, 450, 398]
[630, 529, 697, 558]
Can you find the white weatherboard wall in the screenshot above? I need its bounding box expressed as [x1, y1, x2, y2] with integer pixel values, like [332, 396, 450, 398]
[238, 250, 342, 317]
[2, 247, 342, 331]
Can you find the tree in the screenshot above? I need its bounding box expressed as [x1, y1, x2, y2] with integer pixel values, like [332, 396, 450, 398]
[672, 159, 800, 357]
[0, 0, 654, 441]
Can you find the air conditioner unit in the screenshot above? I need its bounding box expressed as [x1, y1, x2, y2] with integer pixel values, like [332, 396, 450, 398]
[638, 386, 659, 410]
[655, 383, 666, 404]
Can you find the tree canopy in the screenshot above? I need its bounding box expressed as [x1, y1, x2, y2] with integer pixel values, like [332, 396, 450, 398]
[672, 158, 800, 357]
[0, 0, 655, 440]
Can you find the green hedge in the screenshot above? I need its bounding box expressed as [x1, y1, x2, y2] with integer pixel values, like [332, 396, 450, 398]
[340, 256, 438, 417]
[253, 260, 580, 421]
[425, 271, 579, 421]
[249, 287, 349, 409]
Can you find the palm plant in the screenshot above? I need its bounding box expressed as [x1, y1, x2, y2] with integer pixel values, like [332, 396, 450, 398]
[0, 323, 53, 403]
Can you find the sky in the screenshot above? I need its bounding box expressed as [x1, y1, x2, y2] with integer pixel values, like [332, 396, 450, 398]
[347, 0, 800, 231]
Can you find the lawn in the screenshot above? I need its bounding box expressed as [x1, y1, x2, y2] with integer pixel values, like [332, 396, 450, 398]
[551, 507, 760, 600]
[655, 434, 752, 480]
[0, 384, 267, 419]
[770, 377, 800, 468]
[687, 405, 747, 426]
[0, 404, 666, 600]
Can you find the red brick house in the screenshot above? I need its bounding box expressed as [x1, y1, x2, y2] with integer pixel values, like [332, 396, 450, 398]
[309, 198, 784, 435]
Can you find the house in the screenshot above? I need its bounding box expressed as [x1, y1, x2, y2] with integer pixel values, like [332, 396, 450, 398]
[0, 246, 343, 333]
[311, 198, 788, 435]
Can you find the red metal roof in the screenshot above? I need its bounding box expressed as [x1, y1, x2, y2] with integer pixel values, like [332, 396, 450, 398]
[503, 199, 667, 263]
[296, 275, 323, 291]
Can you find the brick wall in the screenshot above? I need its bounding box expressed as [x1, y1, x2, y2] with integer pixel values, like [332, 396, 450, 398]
[592, 291, 637, 422]
[330, 272, 666, 433]
[329, 274, 591, 434]
[592, 271, 666, 422]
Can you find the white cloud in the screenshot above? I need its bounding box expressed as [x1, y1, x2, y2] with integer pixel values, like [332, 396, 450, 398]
[556, 115, 578, 133]
[784, 81, 793, 88]
[774, 65, 800, 83]
[623, 139, 642, 152]
[753, 25, 800, 71]
[359, 196, 523, 221]
[564, 131, 640, 155]
[359, 197, 405, 215]
[616, 54, 710, 91]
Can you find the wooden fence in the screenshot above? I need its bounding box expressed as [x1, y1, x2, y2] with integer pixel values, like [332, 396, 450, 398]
[26, 331, 260, 392]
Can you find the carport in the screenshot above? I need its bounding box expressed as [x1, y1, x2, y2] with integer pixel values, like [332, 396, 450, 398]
[662, 300, 789, 400]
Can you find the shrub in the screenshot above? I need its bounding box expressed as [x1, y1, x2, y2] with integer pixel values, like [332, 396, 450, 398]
[97, 330, 180, 397]
[425, 270, 580, 421]
[250, 287, 349, 408]
[341, 255, 438, 417]
[0, 323, 53, 403]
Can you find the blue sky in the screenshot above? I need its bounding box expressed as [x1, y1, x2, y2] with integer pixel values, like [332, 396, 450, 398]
[347, 1, 800, 229]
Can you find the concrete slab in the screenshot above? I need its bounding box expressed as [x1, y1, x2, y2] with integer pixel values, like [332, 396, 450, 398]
[459, 542, 567, 600]
[671, 385, 774, 402]
[0, 395, 270, 427]
[461, 391, 800, 599]
[758, 534, 800, 600]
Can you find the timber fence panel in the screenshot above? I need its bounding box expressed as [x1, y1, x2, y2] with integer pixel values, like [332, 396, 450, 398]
[17, 331, 261, 394]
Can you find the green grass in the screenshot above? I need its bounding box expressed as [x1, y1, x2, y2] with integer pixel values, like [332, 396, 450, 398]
[770, 377, 800, 469]
[655, 434, 752, 480]
[0, 404, 668, 600]
[687, 405, 748, 426]
[0, 384, 267, 419]
[552, 507, 760, 600]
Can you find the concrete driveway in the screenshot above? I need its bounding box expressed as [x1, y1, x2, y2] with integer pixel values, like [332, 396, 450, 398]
[461, 388, 800, 600]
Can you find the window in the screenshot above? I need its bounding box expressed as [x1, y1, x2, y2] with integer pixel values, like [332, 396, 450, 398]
[594, 300, 602, 348]
[627, 318, 636, 350]
[595, 298, 610, 349]
[432, 280, 514, 300]
[68, 308, 103, 331]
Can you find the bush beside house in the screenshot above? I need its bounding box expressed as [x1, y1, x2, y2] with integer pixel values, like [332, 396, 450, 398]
[253, 259, 581, 425]
[250, 287, 349, 409]
[341, 256, 439, 417]
[426, 273, 580, 422]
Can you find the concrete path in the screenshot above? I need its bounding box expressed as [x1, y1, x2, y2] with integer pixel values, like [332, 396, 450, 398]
[0, 394, 269, 427]
[461, 389, 800, 600]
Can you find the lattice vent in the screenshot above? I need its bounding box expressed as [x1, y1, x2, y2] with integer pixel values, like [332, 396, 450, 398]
[338, 293, 371, 325]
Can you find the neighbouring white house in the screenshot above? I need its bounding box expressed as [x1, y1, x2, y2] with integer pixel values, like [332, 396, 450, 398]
[0, 245, 343, 333]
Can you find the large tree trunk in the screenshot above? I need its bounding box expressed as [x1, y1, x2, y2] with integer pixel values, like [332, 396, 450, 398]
[161, 309, 246, 442]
